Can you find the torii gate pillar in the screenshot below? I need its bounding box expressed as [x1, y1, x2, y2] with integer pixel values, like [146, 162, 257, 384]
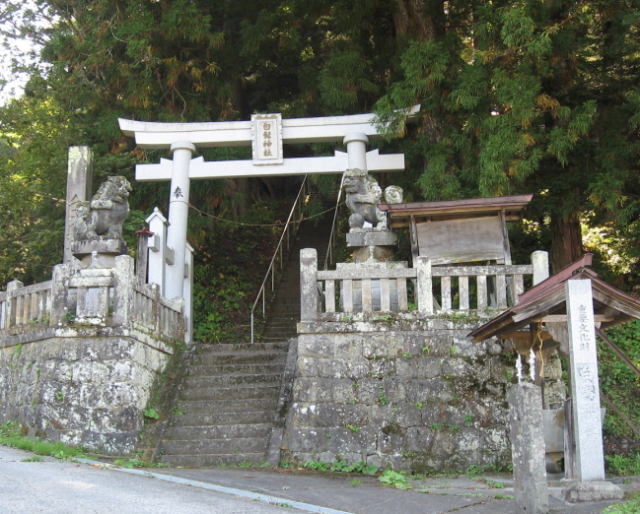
[344, 133, 369, 171]
[165, 142, 196, 299]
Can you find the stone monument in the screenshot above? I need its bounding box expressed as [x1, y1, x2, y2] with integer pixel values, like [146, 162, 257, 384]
[70, 176, 132, 269]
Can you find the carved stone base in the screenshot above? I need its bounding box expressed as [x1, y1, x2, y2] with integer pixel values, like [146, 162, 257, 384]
[346, 230, 397, 247]
[71, 239, 128, 269]
[352, 245, 395, 263]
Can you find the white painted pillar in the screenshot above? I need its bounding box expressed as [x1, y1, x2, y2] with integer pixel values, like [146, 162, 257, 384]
[565, 278, 605, 481]
[343, 133, 369, 172]
[165, 142, 195, 299]
[146, 208, 169, 293]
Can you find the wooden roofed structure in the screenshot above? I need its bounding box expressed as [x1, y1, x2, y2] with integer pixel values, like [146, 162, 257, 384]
[468, 253, 640, 348]
[378, 194, 533, 266]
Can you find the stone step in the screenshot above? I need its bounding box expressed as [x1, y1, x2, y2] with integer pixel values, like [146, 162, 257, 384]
[172, 410, 273, 427]
[194, 351, 288, 366]
[162, 437, 269, 456]
[185, 373, 282, 389]
[188, 362, 286, 376]
[176, 397, 278, 414]
[169, 422, 272, 440]
[196, 342, 288, 354]
[182, 384, 281, 401]
[161, 452, 268, 468]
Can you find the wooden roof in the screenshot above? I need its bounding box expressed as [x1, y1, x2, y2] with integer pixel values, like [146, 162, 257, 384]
[379, 194, 533, 228]
[469, 254, 640, 342]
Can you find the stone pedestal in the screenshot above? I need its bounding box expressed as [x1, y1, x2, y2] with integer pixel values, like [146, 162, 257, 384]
[71, 239, 128, 269]
[347, 229, 397, 263]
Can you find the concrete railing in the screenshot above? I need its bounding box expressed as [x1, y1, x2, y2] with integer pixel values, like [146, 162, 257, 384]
[0, 256, 184, 341]
[0, 280, 52, 330]
[133, 282, 184, 341]
[300, 248, 549, 320]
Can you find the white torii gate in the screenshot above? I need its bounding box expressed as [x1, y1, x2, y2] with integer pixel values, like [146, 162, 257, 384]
[119, 110, 412, 301]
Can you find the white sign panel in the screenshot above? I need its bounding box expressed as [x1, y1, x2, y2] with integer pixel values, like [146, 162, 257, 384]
[252, 113, 283, 165]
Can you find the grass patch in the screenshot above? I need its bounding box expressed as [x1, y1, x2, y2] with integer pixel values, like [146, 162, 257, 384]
[0, 423, 85, 460]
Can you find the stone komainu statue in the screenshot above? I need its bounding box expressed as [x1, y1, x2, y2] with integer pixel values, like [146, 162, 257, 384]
[343, 169, 403, 231]
[74, 176, 132, 243]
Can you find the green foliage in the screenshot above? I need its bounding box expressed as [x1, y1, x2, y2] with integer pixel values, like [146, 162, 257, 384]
[599, 321, 640, 439]
[602, 493, 640, 514]
[143, 408, 160, 420]
[606, 454, 640, 477]
[378, 468, 412, 490]
[303, 459, 378, 475]
[0, 422, 84, 460]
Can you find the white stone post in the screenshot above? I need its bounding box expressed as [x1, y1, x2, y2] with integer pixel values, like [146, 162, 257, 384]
[165, 141, 195, 300]
[532, 251, 550, 286]
[300, 248, 318, 321]
[64, 146, 93, 264]
[416, 256, 433, 315]
[113, 255, 135, 326]
[184, 242, 194, 344]
[5, 280, 24, 329]
[146, 208, 169, 293]
[565, 279, 605, 481]
[50, 265, 70, 326]
[343, 133, 369, 172]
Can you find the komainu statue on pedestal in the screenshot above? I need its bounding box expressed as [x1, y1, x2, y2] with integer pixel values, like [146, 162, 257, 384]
[343, 169, 403, 231]
[74, 176, 131, 243]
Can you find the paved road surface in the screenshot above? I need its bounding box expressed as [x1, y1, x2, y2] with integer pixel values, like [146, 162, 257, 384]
[0, 446, 297, 514]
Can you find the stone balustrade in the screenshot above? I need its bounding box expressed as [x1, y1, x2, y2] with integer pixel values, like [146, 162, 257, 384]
[301, 248, 548, 320]
[0, 255, 184, 342]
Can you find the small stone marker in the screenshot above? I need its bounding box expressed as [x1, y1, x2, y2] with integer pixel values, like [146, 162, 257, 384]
[64, 146, 93, 264]
[565, 279, 604, 481]
[508, 382, 549, 514]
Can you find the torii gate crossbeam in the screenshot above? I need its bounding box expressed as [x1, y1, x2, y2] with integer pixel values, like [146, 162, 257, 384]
[119, 109, 414, 301]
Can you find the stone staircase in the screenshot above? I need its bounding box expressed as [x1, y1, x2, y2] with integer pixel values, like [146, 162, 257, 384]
[260, 213, 334, 343]
[160, 341, 289, 467]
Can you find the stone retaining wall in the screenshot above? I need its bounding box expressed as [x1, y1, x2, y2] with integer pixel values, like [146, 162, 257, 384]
[282, 316, 515, 473]
[0, 325, 174, 454]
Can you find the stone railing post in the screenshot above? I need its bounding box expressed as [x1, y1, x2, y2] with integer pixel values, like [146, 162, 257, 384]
[531, 251, 549, 286]
[50, 264, 70, 326]
[300, 248, 318, 321]
[416, 256, 433, 315]
[113, 255, 135, 326]
[5, 280, 24, 329]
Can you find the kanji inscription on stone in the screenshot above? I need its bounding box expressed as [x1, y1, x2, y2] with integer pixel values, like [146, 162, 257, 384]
[252, 113, 283, 165]
[565, 278, 605, 481]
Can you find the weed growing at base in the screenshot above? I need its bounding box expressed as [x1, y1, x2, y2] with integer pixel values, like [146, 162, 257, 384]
[0, 421, 84, 460]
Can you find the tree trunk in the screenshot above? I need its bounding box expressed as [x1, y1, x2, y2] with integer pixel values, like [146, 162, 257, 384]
[550, 213, 583, 273]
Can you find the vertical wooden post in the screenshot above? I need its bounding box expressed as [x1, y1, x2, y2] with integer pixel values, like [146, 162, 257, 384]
[416, 256, 433, 315]
[300, 248, 318, 321]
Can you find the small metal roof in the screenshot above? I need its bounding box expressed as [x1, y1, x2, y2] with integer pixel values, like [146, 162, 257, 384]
[469, 254, 640, 342]
[379, 194, 533, 229]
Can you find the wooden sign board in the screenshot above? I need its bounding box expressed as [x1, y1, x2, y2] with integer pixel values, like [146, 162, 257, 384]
[416, 215, 506, 265]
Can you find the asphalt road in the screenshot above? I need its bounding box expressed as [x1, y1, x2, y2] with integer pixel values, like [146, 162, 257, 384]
[0, 446, 299, 514]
